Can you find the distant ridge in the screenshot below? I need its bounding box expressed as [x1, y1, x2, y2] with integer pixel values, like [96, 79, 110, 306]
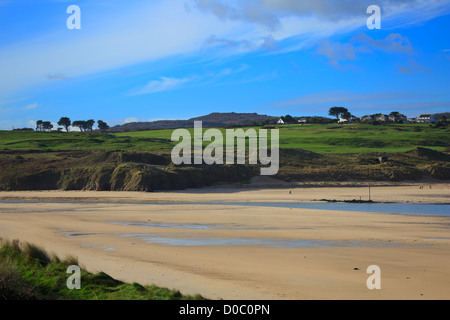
[110, 112, 277, 132]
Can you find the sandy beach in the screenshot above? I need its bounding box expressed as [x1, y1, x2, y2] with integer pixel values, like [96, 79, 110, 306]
[0, 182, 449, 300]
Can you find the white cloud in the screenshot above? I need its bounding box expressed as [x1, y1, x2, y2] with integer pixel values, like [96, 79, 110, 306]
[125, 117, 140, 124]
[133, 77, 190, 96]
[24, 102, 38, 110]
[397, 58, 431, 74]
[316, 32, 418, 69]
[1, 0, 449, 100]
[192, 0, 450, 27]
[131, 63, 251, 95]
[265, 90, 437, 107]
[27, 120, 36, 129]
[0, 1, 221, 98]
[317, 39, 357, 65]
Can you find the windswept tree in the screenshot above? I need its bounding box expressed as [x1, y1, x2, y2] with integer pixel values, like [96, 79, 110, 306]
[283, 115, 295, 123]
[72, 120, 86, 132]
[57, 117, 71, 132]
[36, 120, 43, 131]
[42, 121, 53, 132]
[86, 119, 95, 132]
[341, 111, 353, 120]
[329, 107, 349, 120]
[72, 119, 96, 133]
[97, 120, 110, 132]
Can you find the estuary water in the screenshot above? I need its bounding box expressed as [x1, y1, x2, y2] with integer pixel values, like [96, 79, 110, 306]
[1, 200, 449, 216]
[205, 201, 450, 216]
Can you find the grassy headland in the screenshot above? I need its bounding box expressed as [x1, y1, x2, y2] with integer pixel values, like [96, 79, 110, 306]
[1, 123, 448, 153]
[0, 123, 448, 191]
[0, 238, 205, 300]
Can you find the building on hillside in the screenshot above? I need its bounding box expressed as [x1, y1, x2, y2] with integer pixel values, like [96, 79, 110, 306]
[277, 118, 285, 125]
[416, 113, 450, 123]
[416, 114, 433, 123]
[338, 115, 357, 123]
[361, 115, 374, 122]
[431, 113, 450, 121]
[389, 114, 407, 123]
[374, 114, 389, 122]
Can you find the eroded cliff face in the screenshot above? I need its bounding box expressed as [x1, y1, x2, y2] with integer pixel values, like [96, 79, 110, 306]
[0, 150, 256, 191]
[0, 148, 449, 192]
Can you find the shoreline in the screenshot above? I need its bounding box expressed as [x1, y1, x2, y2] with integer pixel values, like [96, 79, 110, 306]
[1, 183, 449, 300]
[0, 180, 449, 204]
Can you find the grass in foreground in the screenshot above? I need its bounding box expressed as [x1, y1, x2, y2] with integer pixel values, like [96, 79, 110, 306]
[0, 238, 205, 300]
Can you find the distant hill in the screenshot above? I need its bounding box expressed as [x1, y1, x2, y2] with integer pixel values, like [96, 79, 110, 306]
[110, 112, 277, 132]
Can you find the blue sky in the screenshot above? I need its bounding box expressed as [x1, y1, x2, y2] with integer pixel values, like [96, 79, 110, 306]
[0, 0, 449, 130]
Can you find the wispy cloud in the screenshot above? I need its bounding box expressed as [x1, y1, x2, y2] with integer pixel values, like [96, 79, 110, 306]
[397, 58, 431, 74]
[191, 0, 450, 29]
[24, 102, 38, 110]
[352, 33, 415, 55]
[316, 32, 420, 70]
[261, 89, 449, 117]
[125, 117, 140, 124]
[0, 97, 26, 106]
[316, 39, 357, 69]
[131, 63, 251, 96]
[441, 49, 450, 61]
[47, 73, 70, 81]
[0, 106, 15, 116]
[0, 1, 219, 98]
[264, 90, 438, 108]
[132, 77, 190, 95]
[1, 0, 449, 100]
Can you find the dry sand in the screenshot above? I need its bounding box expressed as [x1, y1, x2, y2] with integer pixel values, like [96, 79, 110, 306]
[0, 183, 449, 300]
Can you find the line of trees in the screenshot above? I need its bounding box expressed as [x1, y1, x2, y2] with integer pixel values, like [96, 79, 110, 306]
[35, 117, 110, 132]
[35, 120, 54, 132]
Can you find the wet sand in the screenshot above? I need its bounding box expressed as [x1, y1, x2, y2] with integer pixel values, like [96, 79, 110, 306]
[0, 184, 449, 300]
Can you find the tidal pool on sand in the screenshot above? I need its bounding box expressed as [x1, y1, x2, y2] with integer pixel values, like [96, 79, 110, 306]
[120, 234, 423, 248]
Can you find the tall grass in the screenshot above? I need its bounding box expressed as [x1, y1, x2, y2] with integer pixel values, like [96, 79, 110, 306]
[0, 238, 205, 300]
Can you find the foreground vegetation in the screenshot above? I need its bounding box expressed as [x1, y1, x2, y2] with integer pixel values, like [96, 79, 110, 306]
[0, 238, 205, 300]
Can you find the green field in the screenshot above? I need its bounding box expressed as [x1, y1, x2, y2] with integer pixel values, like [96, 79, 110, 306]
[1, 123, 448, 154]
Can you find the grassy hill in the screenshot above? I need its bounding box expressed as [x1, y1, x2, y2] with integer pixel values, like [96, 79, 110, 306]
[0, 123, 449, 191]
[1, 123, 448, 153]
[109, 112, 276, 132]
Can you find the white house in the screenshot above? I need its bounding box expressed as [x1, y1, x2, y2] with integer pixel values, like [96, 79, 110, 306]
[416, 114, 437, 123]
[338, 115, 357, 123]
[277, 118, 285, 125]
[416, 114, 430, 123]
